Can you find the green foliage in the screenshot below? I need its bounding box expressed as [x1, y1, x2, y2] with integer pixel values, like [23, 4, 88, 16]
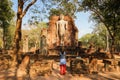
[0, 0, 14, 49]
[79, 33, 94, 47]
[92, 23, 107, 41]
[91, 34, 106, 49]
[36, 22, 48, 28]
[0, 21, 15, 49]
[80, 33, 106, 49]
[80, 23, 107, 49]
[22, 22, 48, 49]
[49, 0, 80, 18]
[0, 0, 14, 23]
[27, 0, 53, 24]
[49, 8, 64, 16]
[80, 0, 120, 50]
[5, 21, 15, 49]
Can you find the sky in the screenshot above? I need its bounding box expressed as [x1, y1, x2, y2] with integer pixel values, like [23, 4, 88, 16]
[12, 0, 94, 38]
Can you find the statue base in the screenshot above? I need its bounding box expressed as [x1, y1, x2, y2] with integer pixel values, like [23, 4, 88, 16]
[54, 45, 77, 51]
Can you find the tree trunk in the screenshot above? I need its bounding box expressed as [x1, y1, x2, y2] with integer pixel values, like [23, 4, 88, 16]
[111, 35, 115, 53]
[12, 0, 23, 66]
[12, 0, 37, 66]
[106, 30, 109, 52]
[2, 22, 6, 53]
[12, 17, 22, 66]
[1, 21, 7, 53]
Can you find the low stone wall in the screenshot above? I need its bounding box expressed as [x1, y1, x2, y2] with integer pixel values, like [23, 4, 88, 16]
[30, 60, 53, 78]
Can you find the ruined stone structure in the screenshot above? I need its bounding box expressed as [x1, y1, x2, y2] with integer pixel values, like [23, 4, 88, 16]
[40, 15, 78, 49]
[47, 15, 78, 49]
[23, 35, 28, 52]
[40, 28, 47, 55]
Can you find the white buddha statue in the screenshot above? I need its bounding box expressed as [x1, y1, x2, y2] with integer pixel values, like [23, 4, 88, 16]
[56, 14, 68, 46]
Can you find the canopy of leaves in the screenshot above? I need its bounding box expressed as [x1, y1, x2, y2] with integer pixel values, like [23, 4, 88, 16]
[49, 0, 81, 18]
[79, 33, 94, 47]
[78, 0, 120, 52]
[80, 0, 120, 41]
[92, 23, 108, 48]
[80, 32, 106, 49]
[0, 0, 14, 49]
[0, 0, 14, 26]
[26, 0, 53, 24]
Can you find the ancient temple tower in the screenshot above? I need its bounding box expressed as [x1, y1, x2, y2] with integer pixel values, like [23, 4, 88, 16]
[47, 15, 78, 49]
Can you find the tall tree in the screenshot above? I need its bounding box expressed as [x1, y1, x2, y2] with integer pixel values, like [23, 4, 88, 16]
[0, 0, 14, 51]
[80, 0, 120, 52]
[92, 23, 109, 50]
[13, 0, 37, 65]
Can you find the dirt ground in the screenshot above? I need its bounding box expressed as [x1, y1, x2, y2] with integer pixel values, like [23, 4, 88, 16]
[0, 60, 120, 80]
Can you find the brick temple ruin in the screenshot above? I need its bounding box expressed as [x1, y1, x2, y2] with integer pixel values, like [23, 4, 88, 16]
[40, 15, 78, 49]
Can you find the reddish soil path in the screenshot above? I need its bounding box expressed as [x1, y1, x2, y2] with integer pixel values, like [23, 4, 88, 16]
[0, 61, 120, 80]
